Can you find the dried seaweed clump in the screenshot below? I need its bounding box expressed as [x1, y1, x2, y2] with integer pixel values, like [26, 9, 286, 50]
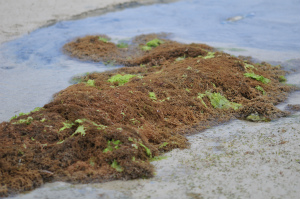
[0, 34, 294, 197]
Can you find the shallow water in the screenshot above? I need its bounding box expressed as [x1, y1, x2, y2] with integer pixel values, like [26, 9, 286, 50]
[1, 0, 300, 122]
[1, 0, 300, 198]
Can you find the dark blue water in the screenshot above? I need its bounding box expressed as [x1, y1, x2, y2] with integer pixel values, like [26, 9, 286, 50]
[1, 0, 300, 121]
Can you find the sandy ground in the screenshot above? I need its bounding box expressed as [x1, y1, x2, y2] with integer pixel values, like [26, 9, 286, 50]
[1, 0, 300, 199]
[0, 0, 176, 44]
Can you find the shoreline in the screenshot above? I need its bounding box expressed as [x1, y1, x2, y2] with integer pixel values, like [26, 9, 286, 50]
[0, 0, 178, 44]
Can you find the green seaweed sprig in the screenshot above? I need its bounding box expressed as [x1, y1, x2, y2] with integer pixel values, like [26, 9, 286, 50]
[108, 74, 136, 86]
[205, 91, 242, 110]
[244, 73, 270, 84]
[141, 38, 164, 51]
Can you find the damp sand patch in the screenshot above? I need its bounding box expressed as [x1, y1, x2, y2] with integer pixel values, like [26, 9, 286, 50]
[0, 34, 296, 197]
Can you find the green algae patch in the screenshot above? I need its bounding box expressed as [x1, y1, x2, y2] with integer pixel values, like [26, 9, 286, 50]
[197, 93, 208, 108]
[139, 143, 152, 157]
[279, 75, 287, 82]
[98, 36, 109, 43]
[150, 156, 168, 162]
[244, 63, 256, 70]
[10, 107, 43, 121]
[31, 107, 43, 112]
[59, 121, 74, 132]
[108, 74, 136, 86]
[103, 140, 122, 153]
[86, 79, 95, 87]
[205, 91, 242, 110]
[244, 72, 270, 84]
[111, 160, 124, 172]
[149, 92, 157, 101]
[159, 142, 169, 148]
[141, 45, 152, 51]
[146, 38, 164, 47]
[10, 113, 27, 121]
[71, 125, 86, 137]
[56, 140, 65, 144]
[18, 112, 28, 116]
[92, 122, 107, 130]
[130, 118, 140, 125]
[12, 116, 33, 125]
[246, 113, 269, 122]
[116, 42, 129, 48]
[141, 38, 164, 51]
[200, 51, 215, 59]
[255, 86, 266, 95]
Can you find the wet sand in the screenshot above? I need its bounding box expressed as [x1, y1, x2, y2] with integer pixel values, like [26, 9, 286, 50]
[0, 0, 178, 44]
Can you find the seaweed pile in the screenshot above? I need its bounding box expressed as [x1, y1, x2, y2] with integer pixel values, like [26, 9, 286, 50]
[0, 34, 294, 197]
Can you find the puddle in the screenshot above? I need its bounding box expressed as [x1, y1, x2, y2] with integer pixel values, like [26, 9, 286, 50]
[1, 0, 300, 198]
